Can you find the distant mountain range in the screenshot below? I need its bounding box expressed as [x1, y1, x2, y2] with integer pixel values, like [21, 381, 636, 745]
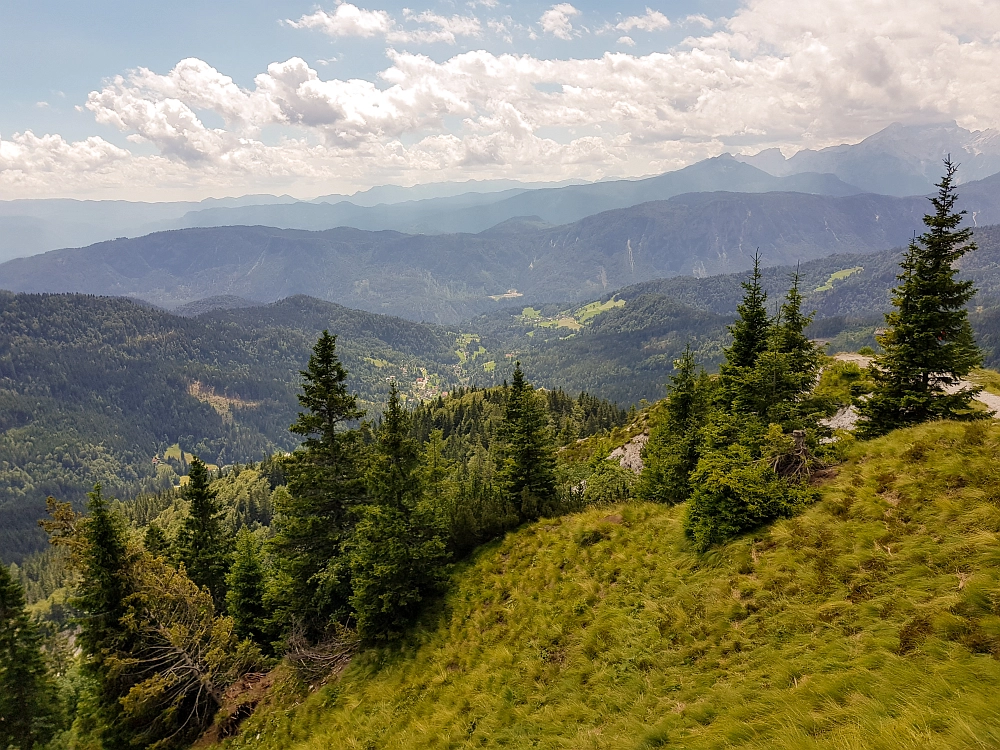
[168, 157, 861, 236]
[4, 121, 997, 263]
[738, 122, 1000, 196]
[4, 173, 1000, 323]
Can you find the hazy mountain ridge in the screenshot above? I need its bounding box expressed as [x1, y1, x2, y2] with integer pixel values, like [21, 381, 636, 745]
[169, 157, 861, 236]
[8, 177, 1000, 323]
[739, 121, 1000, 195]
[3, 121, 994, 265]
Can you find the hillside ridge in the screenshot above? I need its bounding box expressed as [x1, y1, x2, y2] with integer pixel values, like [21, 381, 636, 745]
[222, 419, 1000, 750]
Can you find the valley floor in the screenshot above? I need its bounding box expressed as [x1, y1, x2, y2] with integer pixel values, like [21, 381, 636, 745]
[225, 420, 1000, 750]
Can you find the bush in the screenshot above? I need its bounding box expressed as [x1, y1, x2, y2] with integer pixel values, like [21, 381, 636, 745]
[684, 447, 814, 551]
[583, 461, 637, 507]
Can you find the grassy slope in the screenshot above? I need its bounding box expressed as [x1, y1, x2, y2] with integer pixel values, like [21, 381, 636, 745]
[229, 420, 1000, 750]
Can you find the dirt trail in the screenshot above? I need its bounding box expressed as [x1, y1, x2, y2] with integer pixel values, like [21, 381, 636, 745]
[823, 353, 1000, 432]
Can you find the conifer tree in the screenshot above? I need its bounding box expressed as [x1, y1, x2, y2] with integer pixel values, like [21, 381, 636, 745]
[143, 522, 170, 558]
[734, 273, 822, 427]
[726, 252, 770, 370]
[349, 385, 449, 641]
[684, 270, 821, 551]
[226, 528, 269, 648]
[773, 271, 816, 370]
[637, 345, 710, 504]
[0, 563, 60, 750]
[177, 457, 229, 609]
[859, 158, 984, 437]
[270, 330, 365, 636]
[73, 485, 137, 750]
[499, 363, 557, 522]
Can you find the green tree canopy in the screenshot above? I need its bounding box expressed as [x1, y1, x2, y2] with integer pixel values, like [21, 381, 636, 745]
[349, 385, 449, 642]
[0, 562, 60, 750]
[499, 363, 557, 522]
[859, 158, 984, 438]
[226, 528, 270, 649]
[269, 330, 366, 637]
[637, 345, 711, 504]
[68, 485, 139, 750]
[725, 252, 770, 371]
[177, 457, 229, 610]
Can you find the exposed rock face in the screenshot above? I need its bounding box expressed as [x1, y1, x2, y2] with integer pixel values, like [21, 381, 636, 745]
[608, 432, 649, 474]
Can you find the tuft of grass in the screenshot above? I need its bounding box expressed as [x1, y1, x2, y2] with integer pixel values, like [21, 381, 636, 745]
[227, 420, 1000, 750]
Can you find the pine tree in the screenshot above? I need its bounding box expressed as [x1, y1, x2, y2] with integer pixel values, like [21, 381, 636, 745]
[499, 363, 557, 522]
[269, 330, 365, 636]
[0, 563, 60, 750]
[177, 457, 229, 610]
[143, 522, 170, 558]
[734, 273, 822, 427]
[637, 345, 710, 504]
[773, 271, 816, 370]
[684, 271, 822, 550]
[726, 252, 770, 370]
[226, 528, 269, 648]
[349, 385, 449, 642]
[859, 158, 984, 438]
[73, 484, 137, 750]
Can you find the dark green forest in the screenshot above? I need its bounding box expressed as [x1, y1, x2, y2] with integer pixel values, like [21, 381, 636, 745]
[11, 220, 1000, 563]
[0, 293, 463, 562]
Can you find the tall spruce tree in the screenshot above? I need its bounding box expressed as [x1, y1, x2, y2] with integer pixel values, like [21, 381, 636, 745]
[637, 345, 710, 504]
[734, 273, 822, 427]
[177, 457, 229, 610]
[858, 159, 984, 438]
[727, 252, 770, 370]
[226, 528, 270, 649]
[348, 385, 449, 642]
[74, 485, 137, 750]
[0, 563, 60, 750]
[500, 363, 557, 522]
[269, 330, 365, 636]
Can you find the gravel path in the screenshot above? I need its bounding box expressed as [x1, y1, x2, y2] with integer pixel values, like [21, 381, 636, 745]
[822, 353, 1000, 432]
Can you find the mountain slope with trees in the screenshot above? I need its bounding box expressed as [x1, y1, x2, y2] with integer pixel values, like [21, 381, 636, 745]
[12, 185, 1000, 322]
[220, 419, 1000, 750]
[0, 293, 463, 563]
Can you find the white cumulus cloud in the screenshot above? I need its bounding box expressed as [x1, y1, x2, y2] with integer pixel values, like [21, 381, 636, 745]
[288, 3, 481, 45]
[287, 3, 393, 37]
[392, 10, 482, 44]
[6, 0, 1000, 199]
[616, 8, 670, 32]
[539, 4, 580, 40]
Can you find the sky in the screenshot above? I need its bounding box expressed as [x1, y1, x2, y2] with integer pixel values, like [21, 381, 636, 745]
[1, 0, 999, 201]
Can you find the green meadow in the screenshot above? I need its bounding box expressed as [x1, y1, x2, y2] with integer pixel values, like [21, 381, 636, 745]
[226, 419, 1000, 750]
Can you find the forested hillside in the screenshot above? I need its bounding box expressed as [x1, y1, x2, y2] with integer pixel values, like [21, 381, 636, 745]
[0, 293, 462, 562]
[462, 223, 1000, 401]
[4, 190, 990, 323]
